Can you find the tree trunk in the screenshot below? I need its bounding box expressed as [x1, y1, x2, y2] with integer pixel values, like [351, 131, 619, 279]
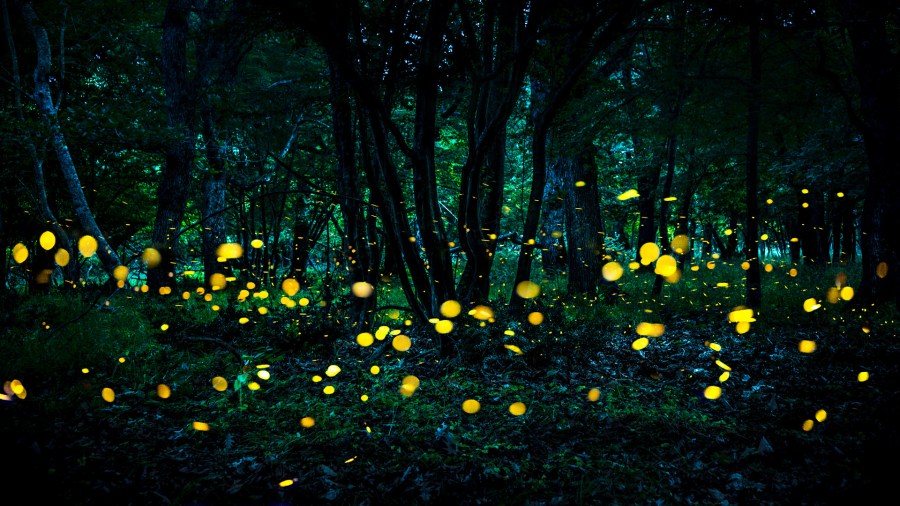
[842, 0, 900, 307]
[841, 201, 856, 262]
[702, 222, 713, 257]
[559, 150, 604, 295]
[831, 195, 843, 263]
[17, 1, 122, 280]
[539, 155, 567, 275]
[331, 59, 378, 330]
[653, 130, 679, 296]
[149, 0, 195, 292]
[411, 0, 455, 308]
[797, 187, 826, 265]
[722, 212, 738, 260]
[458, 1, 532, 306]
[744, 3, 762, 308]
[3, 0, 77, 288]
[511, 1, 638, 308]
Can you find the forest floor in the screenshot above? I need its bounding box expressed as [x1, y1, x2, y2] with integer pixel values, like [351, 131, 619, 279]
[1, 280, 899, 506]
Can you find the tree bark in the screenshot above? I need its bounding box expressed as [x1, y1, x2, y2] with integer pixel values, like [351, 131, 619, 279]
[17, 0, 122, 280]
[841, 0, 900, 307]
[458, 0, 535, 306]
[3, 0, 77, 288]
[539, 152, 567, 275]
[559, 151, 604, 295]
[330, 59, 379, 330]
[511, 0, 639, 308]
[841, 201, 856, 262]
[200, 130, 228, 290]
[744, 2, 762, 308]
[149, 0, 196, 292]
[411, 0, 455, 308]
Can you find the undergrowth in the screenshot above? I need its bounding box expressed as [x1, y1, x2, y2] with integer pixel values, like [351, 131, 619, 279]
[1, 259, 897, 505]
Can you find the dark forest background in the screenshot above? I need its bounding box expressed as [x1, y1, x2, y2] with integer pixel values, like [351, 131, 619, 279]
[1, 1, 898, 505]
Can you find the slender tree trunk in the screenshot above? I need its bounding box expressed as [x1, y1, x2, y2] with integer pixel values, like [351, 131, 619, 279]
[539, 153, 567, 275]
[797, 186, 826, 265]
[653, 130, 679, 296]
[626, 56, 661, 266]
[459, 1, 532, 306]
[702, 222, 713, 257]
[513, 116, 550, 309]
[149, 0, 195, 292]
[330, 60, 378, 330]
[201, 111, 228, 291]
[841, 202, 856, 262]
[674, 168, 697, 270]
[722, 212, 738, 260]
[4, 0, 77, 287]
[411, 0, 454, 309]
[744, 2, 762, 308]
[842, 0, 900, 307]
[831, 195, 843, 263]
[17, 1, 122, 280]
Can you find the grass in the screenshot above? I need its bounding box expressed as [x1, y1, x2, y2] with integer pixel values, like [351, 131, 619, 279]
[1, 256, 897, 505]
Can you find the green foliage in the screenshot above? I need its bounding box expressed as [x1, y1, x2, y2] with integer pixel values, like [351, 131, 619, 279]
[0, 0, 896, 503]
[1, 261, 897, 504]
[1, 292, 156, 379]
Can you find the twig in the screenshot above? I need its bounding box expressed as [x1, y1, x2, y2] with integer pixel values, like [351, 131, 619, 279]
[48, 287, 119, 338]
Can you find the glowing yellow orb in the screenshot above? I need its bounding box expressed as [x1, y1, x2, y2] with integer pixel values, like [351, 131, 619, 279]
[471, 305, 494, 320]
[216, 243, 243, 259]
[703, 386, 722, 400]
[803, 298, 820, 312]
[39, 231, 56, 250]
[440, 300, 462, 318]
[351, 281, 374, 298]
[434, 320, 453, 334]
[515, 280, 541, 299]
[157, 384, 171, 399]
[670, 234, 689, 254]
[78, 236, 98, 258]
[282, 278, 300, 296]
[142, 247, 162, 268]
[212, 376, 228, 392]
[55, 248, 70, 266]
[639, 243, 660, 265]
[113, 265, 129, 282]
[601, 262, 624, 281]
[12, 243, 28, 264]
[798, 340, 817, 353]
[631, 337, 649, 350]
[462, 399, 481, 414]
[357, 332, 374, 347]
[392, 334, 411, 352]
